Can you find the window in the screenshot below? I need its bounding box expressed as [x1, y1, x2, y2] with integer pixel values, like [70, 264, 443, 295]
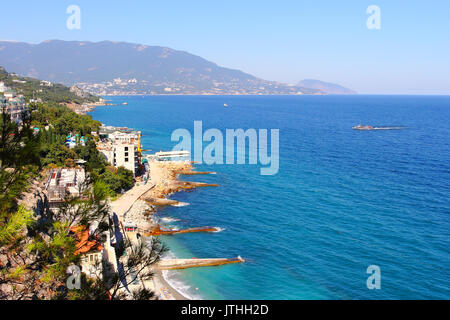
[125, 147, 129, 151]
[125, 152, 129, 157]
[125, 158, 129, 162]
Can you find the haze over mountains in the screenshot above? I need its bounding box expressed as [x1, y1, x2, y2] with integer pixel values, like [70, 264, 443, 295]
[0, 40, 327, 96]
[297, 79, 357, 95]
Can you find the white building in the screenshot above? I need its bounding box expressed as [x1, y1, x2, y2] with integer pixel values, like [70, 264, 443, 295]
[97, 127, 142, 176]
[97, 143, 115, 165]
[98, 142, 139, 176]
[0, 89, 26, 124]
[70, 225, 105, 279]
[108, 131, 140, 145]
[3, 90, 16, 99]
[113, 143, 139, 174]
[0, 82, 7, 92]
[40, 80, 53, 87]
[47, 168, 87, 209]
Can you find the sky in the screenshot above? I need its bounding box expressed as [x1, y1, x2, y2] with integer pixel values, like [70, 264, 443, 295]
[1, 0, 449, 94]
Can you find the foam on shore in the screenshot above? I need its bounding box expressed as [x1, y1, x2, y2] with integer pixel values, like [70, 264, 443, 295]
[160, 217, 181, 223]
[172, 202, 190, 207]
[161, 251, 204, 300]
[162, 270, 203, 300]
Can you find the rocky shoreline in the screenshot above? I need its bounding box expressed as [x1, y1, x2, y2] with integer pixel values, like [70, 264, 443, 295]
[110, 160, 218, 300]
[120, 160, 217, 235]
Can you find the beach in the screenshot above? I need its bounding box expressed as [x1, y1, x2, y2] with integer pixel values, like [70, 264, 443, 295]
[110, 159, 216, 300]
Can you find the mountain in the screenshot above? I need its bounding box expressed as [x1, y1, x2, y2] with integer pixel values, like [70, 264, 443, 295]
[0, 40, 322, 95]
[297, 79, 357, 95]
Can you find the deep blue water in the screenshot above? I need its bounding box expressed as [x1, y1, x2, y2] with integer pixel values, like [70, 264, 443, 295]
[90, 95, 450, 300]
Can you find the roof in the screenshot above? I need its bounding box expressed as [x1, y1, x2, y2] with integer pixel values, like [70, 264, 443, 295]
[70, 225, 104, 256]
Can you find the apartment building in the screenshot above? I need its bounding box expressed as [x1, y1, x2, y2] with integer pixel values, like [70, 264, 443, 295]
[97, 126, 142, 176]
[0, 87, 26, 124]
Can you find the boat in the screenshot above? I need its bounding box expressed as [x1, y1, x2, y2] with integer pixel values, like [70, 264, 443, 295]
[122, 102, 128, 105]
[224, 103, 228, 107]
[352, 124, 374, 130]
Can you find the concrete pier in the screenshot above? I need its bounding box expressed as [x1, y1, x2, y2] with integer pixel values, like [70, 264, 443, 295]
[145, 226, 220, 236]
[156, 257, 245, 270]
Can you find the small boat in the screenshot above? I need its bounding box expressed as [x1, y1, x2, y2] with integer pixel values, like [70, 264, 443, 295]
[224, 103, 228, 107]
[122, 102, 128, 105]
[352, 124, 374, 130]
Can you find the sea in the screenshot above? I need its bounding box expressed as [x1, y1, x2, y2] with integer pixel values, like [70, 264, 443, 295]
[90, 95, 450, 300]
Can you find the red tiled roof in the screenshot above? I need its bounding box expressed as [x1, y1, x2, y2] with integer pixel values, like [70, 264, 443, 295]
[70, 226, 104, 256]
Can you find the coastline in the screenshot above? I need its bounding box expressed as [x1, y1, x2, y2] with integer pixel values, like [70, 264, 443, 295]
[109, 155, 215, 300]
[85, 95, 450, 300]
[102, 93, 322, 95]
[155, 269, 191, 300]
[94, 92, 326, 97]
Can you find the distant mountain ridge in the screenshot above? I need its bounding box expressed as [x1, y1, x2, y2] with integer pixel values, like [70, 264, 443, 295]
[297, 79, 357, 95]
[0, 40, 322, 95]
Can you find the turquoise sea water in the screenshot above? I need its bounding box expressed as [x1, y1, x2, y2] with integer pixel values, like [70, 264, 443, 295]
[90, 95, 450, 300]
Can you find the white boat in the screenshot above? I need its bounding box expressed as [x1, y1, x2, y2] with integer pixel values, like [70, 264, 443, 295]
[353, 124, 374, 130]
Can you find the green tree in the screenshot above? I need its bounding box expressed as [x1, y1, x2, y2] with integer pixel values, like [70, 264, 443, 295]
[0, 205, 34, 247]
[42, 144, 77, 167]
[0, 108, 43, 299]
[99, 166, 134, 195]
[74, 140, 106, 172]
[54, 237, 167, 300]
[117, 167, 134, 191]
[0, 106, 40, 215]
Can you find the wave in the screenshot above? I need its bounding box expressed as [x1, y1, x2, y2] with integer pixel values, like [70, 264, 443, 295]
[162, 270, 203, 300]
[172, 202, 190, 207]
[373, 126, 406, 130]
[160, 251, 204, 300]
[160, 217, 181, 223]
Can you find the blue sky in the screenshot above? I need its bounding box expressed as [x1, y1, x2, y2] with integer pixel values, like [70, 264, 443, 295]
[1, 0, 449, 94]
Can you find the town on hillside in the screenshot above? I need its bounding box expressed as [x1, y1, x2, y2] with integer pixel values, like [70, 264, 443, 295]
[1, 72, 241, 300]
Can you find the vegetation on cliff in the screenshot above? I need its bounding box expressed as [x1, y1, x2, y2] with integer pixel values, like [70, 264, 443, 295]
[32, 103, 133, 196]
[0, 71, 153, 299]
[0, 66, 99, 105]
[0, 107, 163, 300]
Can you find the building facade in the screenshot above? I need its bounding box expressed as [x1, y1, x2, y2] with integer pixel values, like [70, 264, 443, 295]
[46, 168, 87, 210]
[97, 126, 142, 176]
[0, 88, 26, 124]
